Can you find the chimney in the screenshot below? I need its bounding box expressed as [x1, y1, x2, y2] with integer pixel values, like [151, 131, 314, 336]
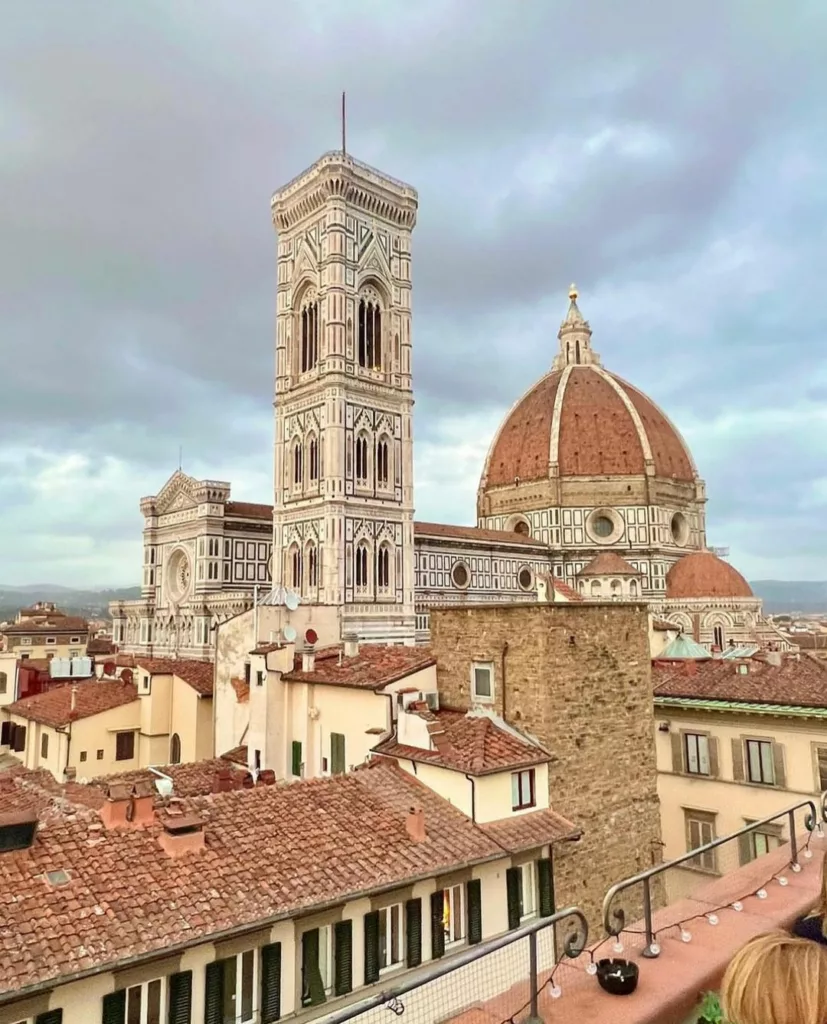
[302, 644, 316, 673]
[131, 779, 156, 826]
[406, 806, 426, 843]
[99, 782, 135, 830]
[70, 686, 78, 711]
[213, 766, 234, 793]
[344, 634, 360, 658]
[258, 769, 276, 786]
[158, 813, 205, 859]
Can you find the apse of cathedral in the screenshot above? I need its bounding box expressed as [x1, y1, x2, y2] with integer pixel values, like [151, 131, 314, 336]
[109, 149, 787, 659]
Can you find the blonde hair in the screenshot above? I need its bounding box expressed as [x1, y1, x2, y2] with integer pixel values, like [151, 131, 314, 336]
[721, 931, 827, 1024]
[818, 848, 827, 937]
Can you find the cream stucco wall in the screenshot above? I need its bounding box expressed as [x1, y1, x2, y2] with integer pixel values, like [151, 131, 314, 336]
[0, 652, 16, 708]
[655, 705, 826, 863]
[0, 854, 536, 1024]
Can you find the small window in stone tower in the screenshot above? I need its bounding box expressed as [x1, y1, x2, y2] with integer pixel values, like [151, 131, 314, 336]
[308, 436, 319, 482]
[376, 438, 390, 486]
[301, 297, 319, 372]
[358, 297, 382, 369]
[355, 435, 369, 484]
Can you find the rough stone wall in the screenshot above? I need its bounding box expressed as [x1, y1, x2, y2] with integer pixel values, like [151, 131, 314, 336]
[430, 602, 663, 935]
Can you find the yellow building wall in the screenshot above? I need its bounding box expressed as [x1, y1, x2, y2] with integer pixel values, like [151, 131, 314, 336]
[70, 703, 141, 778]
[170, 678, 213, 764]
[8, 635, 88, 660]
[655, 705, 825, 863]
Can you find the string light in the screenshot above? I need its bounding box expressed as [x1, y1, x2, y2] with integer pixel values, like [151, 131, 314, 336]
[586, 962, 598, 976]
[681, 930, 692, 943]
[732, 901, 743, 912]
[757, 888, 768, 899]
[707, 914, 719, 926]
[778, 876, 789, 887]
[550, 985, 562, 999]
[649, 942, 661, 955]
[793, 861, 804, 870]
[613, 941, 624, 954]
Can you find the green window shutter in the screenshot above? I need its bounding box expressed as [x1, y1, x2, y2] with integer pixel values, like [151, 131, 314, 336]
[430, 890, 445, 960]
[36, 1012, 64, 1024]
[167, 970, 192, 1024]
[670, 733, 683, 773]
[204, 960, 224, 1024]
[506, 867, 521, 930]
[301, 928, 327, 1007]
[405, 898, 423, 967]
[708, 737, 720, 778]
[101, 989, 125, 1024]
[364, 910, 381, 985]
[291, 740, 302, 777]
[260, 943, 282, 1023]
[466, 879, 483, 945]
[538, 857, 555, 918]
[334, 920, 353, 996]
[772, 743, 787, 788]
[331, 733, 346, 775]
[731, 738, 745, 782]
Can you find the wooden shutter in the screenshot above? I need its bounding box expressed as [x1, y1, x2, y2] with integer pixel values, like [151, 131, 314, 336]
[331, 733, 346, 775]
[35, 1012, 63, 1024]
[772, 743, 787, 788]
[708, 737, 720, 778]
[816, 746, 827, 792]
[738, 832, 753, 866]
[430, 890, 446, 960]
[1, 720, 10, 746]
[334, 920, 353, 996]
[364, 910, 380, 984]
[167, 970, 192, 1024]
[260, 943, 282, 1023]
[291, 740, 302, 777]
[506, 867, 521, 930]
[14, 724, 27, 753]
[538, 857, 555, 918]
[670, 733, 683, 773]
[204, 960, 224, 1024]
[405, 898, 422, 967]
[101, 989, 126, 1024]
[466, 879, 483, 945]
[731, 738, 745, 782]
[302, 928, 326, 1007]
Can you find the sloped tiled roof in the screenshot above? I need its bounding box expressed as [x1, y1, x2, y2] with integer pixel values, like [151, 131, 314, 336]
[653, 655, 827, 709]
[2, 616, 89, 636]
[0, 760, 510, 999]
[373, 708, 551, 775]
[283, 644, 436, 690]
[94, 758, 251, 798]
[658, 634, 712, 660]
[224, 500, 273, 520]
[5, 679, 138, 728]
[478, 808, 581, 853]
[577, 552, 639, 577]
[134, 657, 214, 696]
[551, 579, 583, 602]
[413, 521, 547, 549]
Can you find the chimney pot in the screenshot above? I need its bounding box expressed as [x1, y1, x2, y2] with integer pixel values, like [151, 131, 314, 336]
[344, 634, 360, 658]
[214, 767, 233, 794]
[406, 805, 426, 843]
[99, 783, 135, 830]
[158, 814, 206, 858]
[302, 644, 316, 673]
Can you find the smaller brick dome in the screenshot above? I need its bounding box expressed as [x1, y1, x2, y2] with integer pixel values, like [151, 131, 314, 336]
[666, 551, 753, 600]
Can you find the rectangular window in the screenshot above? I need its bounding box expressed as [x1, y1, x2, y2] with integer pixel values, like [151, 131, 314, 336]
[205, 951, 256, 1023]
[330, 733, 346, 775]
[291, 740, 302, 777]
[746, 739, 775, 785]
[685, 811, 717, 872]
[511, 769, 536, 811]
[115, 731, 135, 762]
[40, 733, 48, 759]
[96, 749, 104, 760]
[816, 746, 827, 792]
[378, 903, 403, 971]
[69, 636, 80, 644]
[45, 637, 56, 645]
[80, 751, 87, 762]
[256, 671, 265, 687]
[471, 662, 493, 702]
[442, 884, 465, 945]
[20, 637, 31, 645]
[102, 977, 165, 1024]
[684, 733, 710, 775]
[519, 861, 537, 920]
[301, 925, 334, 1007]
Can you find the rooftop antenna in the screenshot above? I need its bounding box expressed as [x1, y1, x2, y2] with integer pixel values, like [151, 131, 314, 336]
[341, 91, 347, 156]
[178, 445, 183, 472]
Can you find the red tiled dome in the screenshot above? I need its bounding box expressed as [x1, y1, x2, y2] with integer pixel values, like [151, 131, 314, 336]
[481, 365, 696, 489]
[665, 551, 753, 600]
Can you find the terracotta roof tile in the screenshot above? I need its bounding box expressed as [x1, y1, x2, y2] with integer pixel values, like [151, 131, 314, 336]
[135, 658, 214, 696]
[0, 760, 507, 999]
[665, 551, 753, 600]
[220, 745, 249, 766]
[224, 500, 272, 520]
[86, 638, 117, 656]
[653, 655, 827, 708]
[652, 618, 678, 631]
[2, 616, 89, 636]
[577, 552, 639, 577]
[95, 758, 251, 797]
[414, 521, 547, 549]
[478, 808, 581, 853]
[551, 579, 583, 602]
[230, 678, 250, 703]
[5, 679, 138, 728]
[283, 644, 436, 690]
[374, 709, 551, 775]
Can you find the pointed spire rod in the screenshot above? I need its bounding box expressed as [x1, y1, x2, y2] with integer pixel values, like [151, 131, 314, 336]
[342, 91, 347, 156]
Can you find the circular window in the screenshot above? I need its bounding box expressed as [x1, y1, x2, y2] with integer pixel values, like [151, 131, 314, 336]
[514, 521, 530, 536]
[167, 549, 192, 601]
[671, 512, 689, 546]
[592, 516, 614, 538]
[586, 508, 622, 544]
[518, 567, 533, 591]
[452, 562, 470, 588]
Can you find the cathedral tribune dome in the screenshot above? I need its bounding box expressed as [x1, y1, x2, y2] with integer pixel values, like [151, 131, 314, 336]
[479, 287, 698, 494]
[665, 551, 753, 600]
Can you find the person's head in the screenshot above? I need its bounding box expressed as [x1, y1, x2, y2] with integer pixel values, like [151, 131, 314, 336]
[818, 849, 827, 926]
[721, 930, 827, 1024]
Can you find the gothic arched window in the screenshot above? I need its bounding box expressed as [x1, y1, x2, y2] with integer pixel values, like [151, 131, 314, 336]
[358, 296, 382, 369]
[354, 543, 369, 590]
[170, 733, 182, 764]
[290, 545, 302, 590]
[293, 440, 303, 487]
[377, 544, 391, 590]
[376, 437, 390, 487]
[300, 293, 319, 372]
[308, 435, 319, 482]
[307, 543, 318, 588]
[355, 434, 369, 485]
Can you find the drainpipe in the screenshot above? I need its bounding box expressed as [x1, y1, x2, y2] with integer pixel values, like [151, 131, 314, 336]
[501, 641, 509, 723]
[464, 772, 477, 822]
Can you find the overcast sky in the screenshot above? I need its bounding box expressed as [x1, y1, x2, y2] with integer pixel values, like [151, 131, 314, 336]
[1, 0, 826, 588]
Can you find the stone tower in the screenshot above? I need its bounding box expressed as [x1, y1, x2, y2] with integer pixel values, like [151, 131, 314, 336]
[271, 151, 418, 643]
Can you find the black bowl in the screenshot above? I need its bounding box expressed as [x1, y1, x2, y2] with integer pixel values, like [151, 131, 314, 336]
[596, 958, 639, 996]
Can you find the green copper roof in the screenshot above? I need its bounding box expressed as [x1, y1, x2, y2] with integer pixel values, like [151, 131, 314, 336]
[654, 695, 827, 718]
[659, 634, 712, 659]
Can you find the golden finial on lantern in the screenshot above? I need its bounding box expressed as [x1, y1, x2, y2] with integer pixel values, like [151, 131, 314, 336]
[569, 283, 578, 302]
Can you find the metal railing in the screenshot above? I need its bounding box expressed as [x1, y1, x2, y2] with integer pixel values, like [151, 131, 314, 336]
[603, 796, 822, 958]
[311, 907, 588, 1024]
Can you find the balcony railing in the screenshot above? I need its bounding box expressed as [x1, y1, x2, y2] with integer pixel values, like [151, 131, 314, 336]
[312, 907, 588, 1024]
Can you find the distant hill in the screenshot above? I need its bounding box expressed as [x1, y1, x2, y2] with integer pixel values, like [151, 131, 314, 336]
[750, 581, 827, 616]
[0, 585, 140, 623]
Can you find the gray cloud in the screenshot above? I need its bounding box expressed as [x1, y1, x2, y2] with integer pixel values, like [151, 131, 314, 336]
[1, 0, 827, 584]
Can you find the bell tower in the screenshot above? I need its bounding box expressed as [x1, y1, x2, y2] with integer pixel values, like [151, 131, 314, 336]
[270, 151, 418, 643]
[552, 284, 602, 369]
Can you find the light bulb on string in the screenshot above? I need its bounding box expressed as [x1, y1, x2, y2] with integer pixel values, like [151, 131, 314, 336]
[613, 941, 624, 954]
[707, 914, 719, 926]
[757, 888, 768, 900]
[793, 861, 804, 871]
[778, 876, 789, 887]
[649, 942, 661, 956]
[550, 985, 562, 999]
[586, 962, 598, 976]
[681, 930, 692, 943]
[732, 901, 743, 912]
[805, 849, 813, 860]
[817, 825, 824, 838]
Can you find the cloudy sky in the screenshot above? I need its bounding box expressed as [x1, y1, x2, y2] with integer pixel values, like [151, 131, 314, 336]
[2, 0, 826, 588]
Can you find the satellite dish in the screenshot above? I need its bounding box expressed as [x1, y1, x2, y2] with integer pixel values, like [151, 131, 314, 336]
[283, 625, 297, 643]
[121, 668, 133, 684]
[103, 661, 115, 676]
[305, 628, 318, 645]
[155, 777, 174, 797]
[285, 591, 300, 611]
